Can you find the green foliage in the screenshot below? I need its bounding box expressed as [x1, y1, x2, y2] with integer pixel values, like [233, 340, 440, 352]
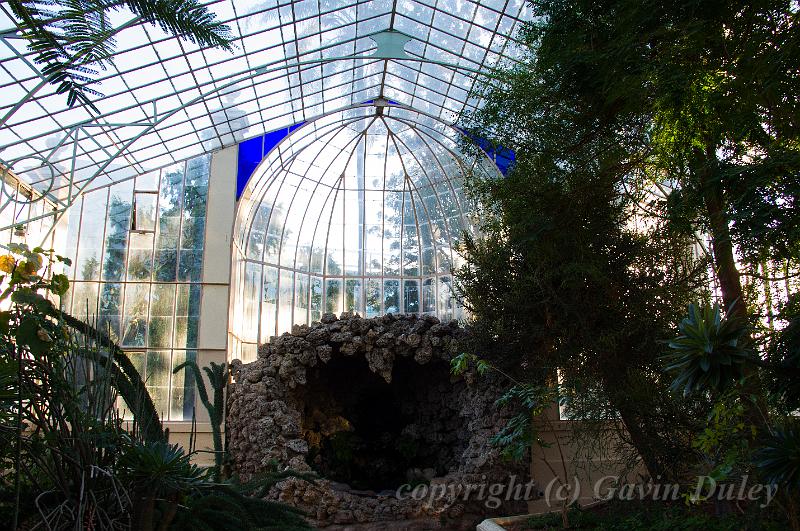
[62, 310, 165, 441]
[8, 0, 233, 111]
[768, 293, 800, 412]
[463, 0, 798, 524]
[689, 393, 755, 494]
[754, 422, 800, 493]
[171, 487, 310, 531]
[491, 384, 557, 462]
[450, 352, 490, 376]
[457, 0, 800, 497]
[0, 246, 310, 530]
[0, 243, 163, 440]
[455, 120, 704, 478]
[118, 440, 314, 531]
[664, 303, 754, 396]
[118, 439, 206, 495]
[174, 359, 227, 479]
[0, 244, 157, 527]
[451, 353, 547, 462]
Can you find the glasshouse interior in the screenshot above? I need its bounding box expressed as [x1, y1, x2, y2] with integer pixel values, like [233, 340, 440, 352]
[1, 1, 798, 530]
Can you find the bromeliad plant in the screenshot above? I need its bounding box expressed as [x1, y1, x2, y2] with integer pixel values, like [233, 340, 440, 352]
[662, 303, 757, 493]
[663, 302, 754, 396]
[664, 300, 800, 529]
[754, 424, 800, 494]
[115, 437, 313, 531]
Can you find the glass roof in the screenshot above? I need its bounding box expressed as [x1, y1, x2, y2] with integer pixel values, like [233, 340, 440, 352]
[0, 0, 530, 241]
[229, 103, 499, 357]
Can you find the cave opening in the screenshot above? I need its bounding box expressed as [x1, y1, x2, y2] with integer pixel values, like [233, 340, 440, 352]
[300, 355, 460, 491]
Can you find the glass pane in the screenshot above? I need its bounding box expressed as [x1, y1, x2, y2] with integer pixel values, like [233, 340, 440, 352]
[145, 350, 170, 417]
[75, 189, 107, 281]
[122, 283, 149, 347]
[133, 192, 157, 232]
[151, 284, 176, 316]
[384, 279, 400, 314]
[294, 273, 309, 324]
[345, 278, 362, 314]
[259, 265, 277, 335]
[422, 278, 436, 314]
[157, 216, 180, 249]
[137, 171, 160, 192]
[149, 284, 175, 347]
[174, 316, 188, 348]
[243, 261, 261, 343]
[71, 281, 99, 318]
[310, 276, 323, 322]
[365, 278, 381, 317]
[98, 283, 122, 342]
[148, 317, 174, 348]
[181, 216, 205, 249]
[75, 248, 101, 281]
[325, 278, 342, 315]
[178, 250, 203, 281]
[171, 350, 196, 421]
[154, 249, 178, 281]
[404, 280, 419, 314]
[278, 270, 294, 332]
[438, 275, 453, 321]
[103, 186, 132, 281]
[127, 232, 153, 280]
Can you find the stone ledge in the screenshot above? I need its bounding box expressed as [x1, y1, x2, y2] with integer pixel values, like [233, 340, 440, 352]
[476, 519, 507, 531]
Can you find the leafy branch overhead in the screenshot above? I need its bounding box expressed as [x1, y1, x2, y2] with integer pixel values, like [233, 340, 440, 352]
[9, 0, 234, 111]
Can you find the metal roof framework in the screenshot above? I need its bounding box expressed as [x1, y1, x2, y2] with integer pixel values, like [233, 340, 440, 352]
[0, 0, 530, 247]
[229, 103, 501, 346]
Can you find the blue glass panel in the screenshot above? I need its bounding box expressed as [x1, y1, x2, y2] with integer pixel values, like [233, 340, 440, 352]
[236, 124, 307, 199]
[360, 99, 400, 105]
[236, 135, 263, 200]
[457, 128, 516, 176]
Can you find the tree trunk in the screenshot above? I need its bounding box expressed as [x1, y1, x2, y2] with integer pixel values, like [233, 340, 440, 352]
[596, 363, 670, 480]
[699, 153, 746, 320]
[616, 404, 668, 479]
[696, 146, 768, 432]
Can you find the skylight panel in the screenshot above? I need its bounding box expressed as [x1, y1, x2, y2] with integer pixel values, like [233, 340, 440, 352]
[393, 16, 428, 41]
[357, 15, 391, 35]
[432, 11, 470, 40]
[0, 0, 529, 220]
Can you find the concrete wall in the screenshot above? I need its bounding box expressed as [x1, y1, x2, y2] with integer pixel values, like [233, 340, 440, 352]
[528, 405, 644, 512]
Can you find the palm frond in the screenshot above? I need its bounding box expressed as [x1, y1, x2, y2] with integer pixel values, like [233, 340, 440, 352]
[119, 0, 234, 50]
[8, 0, 233, 111]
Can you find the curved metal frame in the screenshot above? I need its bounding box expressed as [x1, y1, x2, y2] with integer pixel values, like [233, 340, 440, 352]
[230, 102, 500, 345]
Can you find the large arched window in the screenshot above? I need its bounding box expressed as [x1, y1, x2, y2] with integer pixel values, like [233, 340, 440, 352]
[229, 103, 499, 361]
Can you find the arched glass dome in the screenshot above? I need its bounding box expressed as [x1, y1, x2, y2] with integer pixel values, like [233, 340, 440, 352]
[229, 103, 499, 361]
